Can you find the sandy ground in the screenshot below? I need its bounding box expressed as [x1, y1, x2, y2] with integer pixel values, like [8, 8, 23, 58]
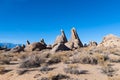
[1, 61, 119, 80]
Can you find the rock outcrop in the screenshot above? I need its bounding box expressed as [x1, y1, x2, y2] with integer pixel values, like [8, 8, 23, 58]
[25, 40, 47, 51]
[88, 41, 98, 47]
[98, 34, 120, 48]
[53, 30, 68, 47]
[10, 44, 25, 53]
[51, 28, 83, 52]
[26, 40, 30, 45]
[65, 28, 83, 49]
[51, 43, 70, 52]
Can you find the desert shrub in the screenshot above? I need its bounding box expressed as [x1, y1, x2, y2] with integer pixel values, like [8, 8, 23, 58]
[101, 65, 117, 77]
[51, 74, 69, 80]
[37, 74, 69, 80]
[69, 53, 98, 64]
[64, 64, 88, 75]
[46, 54, 62, 65]
[47, 51, 74, 65]
[40, 65, 54, 72]
[37, 77, 49, 80]
[0, 55, 11, 64]
[0, 66, 5, 74]
[19, 54, 46, 68]
[110, 58, 120, 63]
[16, 69, 28, 75]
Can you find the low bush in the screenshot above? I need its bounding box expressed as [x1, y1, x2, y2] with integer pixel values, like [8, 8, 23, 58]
[19, 54, 46, 68]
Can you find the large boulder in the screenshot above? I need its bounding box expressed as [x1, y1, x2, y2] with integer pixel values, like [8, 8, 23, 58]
[97, 34, 120, 48]
[65, 28, 83, 49]
[25, 40, 47, 51]
[51, 43, 70, 52]
[53, 30, 67, 47]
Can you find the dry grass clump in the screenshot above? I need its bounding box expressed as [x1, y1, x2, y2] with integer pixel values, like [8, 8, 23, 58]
[64, 64, 88, 75]
[69, 53, 98, 64]
[38, 73, 69, 80]
[19, 54, 46, 68]
[49, 73, 69, 80]
[16, 69, 28, 75]
[0, 54, 11, 64]
[40, 64, 54, 72]
[0, 66, 5, 74]
[101, 64, 118, 77]
[46, 51, 72, 65]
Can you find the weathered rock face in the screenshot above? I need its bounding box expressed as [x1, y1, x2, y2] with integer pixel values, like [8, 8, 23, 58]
[53, 30, 68, 47]
[98, 34, 120, 48]
[51, 43, 70, 52]
[65, 28, 83, 49]
[88, 41, 98, 47]
[25, 40, 47, 51]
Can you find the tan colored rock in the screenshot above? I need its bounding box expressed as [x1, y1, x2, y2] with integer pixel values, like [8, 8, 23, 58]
[51, 43, 70, 52]
[53, 29, 67, 47]
[65, 28, 83, 49]
[25, 40, 47, 51]
[88, 41, 98, 47]
[98, 34, 120, 48]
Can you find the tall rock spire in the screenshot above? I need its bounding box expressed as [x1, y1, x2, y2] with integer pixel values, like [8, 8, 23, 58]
[71, 27, 83, 48]
[61, 29, 68, 43]
[53, 29, 68, 46]
[65, 27, 83, 49]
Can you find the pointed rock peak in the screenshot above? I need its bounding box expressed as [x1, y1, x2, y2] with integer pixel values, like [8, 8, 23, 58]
[53, 29, 68, 46]
[70, 27, 83, 47]
[40, 38, 45, 43]
[71, 27, 79, 40]
[26, 40, 30, 45]
[61, 29, 67, 42]
[72, 27, 76, 30]
[40, 38, 47, 46]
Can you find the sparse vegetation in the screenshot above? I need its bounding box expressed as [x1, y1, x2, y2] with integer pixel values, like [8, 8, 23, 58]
[0, 66, 5, 74]
[17, 69, 28, 75]
[64, 64, 88, 75]
[19, 54, 46, 68]
[101, 64, 117, 77]
[0, 55, 11, 64]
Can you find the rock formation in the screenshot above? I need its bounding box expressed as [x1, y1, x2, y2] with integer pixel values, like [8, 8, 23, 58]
[53, 29, 68, 47]
[40, 38, 47, 47]
[25, 40, 47, 51]
[10, 44, 25, 53]
[51, 43, 70, 52]
[88, 41, 98, 47]
[51, 28, 83, 52]
[26, 40, 30, 45]
[65, 28, 83, 49]
[97, 34, 120, 48]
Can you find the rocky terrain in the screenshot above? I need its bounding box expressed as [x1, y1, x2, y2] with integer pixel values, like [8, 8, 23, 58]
[0, 28, 120, 80]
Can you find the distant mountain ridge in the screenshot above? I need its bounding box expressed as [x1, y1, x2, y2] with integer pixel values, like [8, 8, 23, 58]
[0, 43, 22, 49]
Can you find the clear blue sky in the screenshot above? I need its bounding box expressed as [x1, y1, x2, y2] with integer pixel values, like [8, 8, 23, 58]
[0, 0, 120, 44]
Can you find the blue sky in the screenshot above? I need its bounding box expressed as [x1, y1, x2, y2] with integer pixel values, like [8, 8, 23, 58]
[0, 0, 120, 44]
